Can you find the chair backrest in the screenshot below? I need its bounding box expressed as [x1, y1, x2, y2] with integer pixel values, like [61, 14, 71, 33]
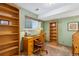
[39, 31, 45, 43]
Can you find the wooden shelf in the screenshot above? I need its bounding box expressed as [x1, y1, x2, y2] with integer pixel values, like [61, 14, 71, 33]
[0, 40, 18, 46]
[0, 4, 19, 56]
[50, 37, 57, 40]
[50, 35, 57, 37]
[50, 26, 56, 28]
[50, 29, 57, 30]
[0, 6, 19, 14]
[0, 46, 18, 54]
[50, 37, 57, 39]
[50, 30, 56, 31]
[0, 33, 18, 36]
[50, 39, 56, 41]
[0, 25, 18, 27]
[0, 15, 19, 20]
[50, 21, 58, 42]
[50, 34, 57, 36]
[50, 32, 57, 34]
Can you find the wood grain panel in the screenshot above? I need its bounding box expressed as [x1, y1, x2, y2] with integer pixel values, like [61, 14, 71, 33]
[0, 3, 20, 56]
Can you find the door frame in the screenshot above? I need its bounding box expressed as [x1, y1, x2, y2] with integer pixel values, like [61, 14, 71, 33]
[49, 20, 58, 44]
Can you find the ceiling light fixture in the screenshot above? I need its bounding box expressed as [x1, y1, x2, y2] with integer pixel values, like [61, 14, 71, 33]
[35, 8, 40, 11]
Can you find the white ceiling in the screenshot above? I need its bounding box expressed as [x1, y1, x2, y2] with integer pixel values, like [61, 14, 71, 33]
[16, 3, 79, 21]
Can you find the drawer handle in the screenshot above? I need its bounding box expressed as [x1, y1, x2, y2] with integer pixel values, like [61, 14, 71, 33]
[76, 47, 77, 48]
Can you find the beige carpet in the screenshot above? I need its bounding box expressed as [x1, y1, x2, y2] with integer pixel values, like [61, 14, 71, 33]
[21, 43, 72, 56]
[41, 43, 72, 56]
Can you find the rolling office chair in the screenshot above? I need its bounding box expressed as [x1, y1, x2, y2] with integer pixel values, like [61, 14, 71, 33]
[33, 36, 48, 56]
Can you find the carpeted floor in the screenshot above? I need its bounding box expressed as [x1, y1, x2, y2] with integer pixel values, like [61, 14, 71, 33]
[21, 42, 72, 56]
[41, 43, 72, 56]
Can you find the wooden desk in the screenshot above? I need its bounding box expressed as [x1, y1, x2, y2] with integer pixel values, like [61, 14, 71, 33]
[23, 33, 45, 56]
[23, 35, 40, 56]
[23, 37, 34, 56]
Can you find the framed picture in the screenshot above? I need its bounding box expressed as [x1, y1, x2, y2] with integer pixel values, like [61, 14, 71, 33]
[68, 22, 78, 31]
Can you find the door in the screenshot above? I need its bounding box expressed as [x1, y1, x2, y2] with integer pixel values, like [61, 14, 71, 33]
[50, 21, 58, 44]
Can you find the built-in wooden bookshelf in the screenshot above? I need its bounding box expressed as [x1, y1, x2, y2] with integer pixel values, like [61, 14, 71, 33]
[50, 21, 58, 43]
[0, 33, 19, 36]
[0, 3, 20, 56]
[0, 40, 18, 46]
[0, 46, 18, 56]
[0, 6, 19, 14]
[0, 25, 18, 27]
[0, 15, 19, 20]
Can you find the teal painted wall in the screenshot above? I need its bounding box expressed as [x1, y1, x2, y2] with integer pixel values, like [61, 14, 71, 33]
[20, 8, 38, 39]
[20, 8, 38, 32]
[19, 8, 38, 51]
[58, 16, 79, 47]
[43, 16, 79, 47]
[19, 7, 79, 48]
[19, 7, 43, 51]
[43, 21, 50, 42]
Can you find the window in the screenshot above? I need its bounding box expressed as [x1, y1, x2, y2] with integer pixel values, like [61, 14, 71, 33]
[25, 16, 41, 29]
[25, 17, 32, 28]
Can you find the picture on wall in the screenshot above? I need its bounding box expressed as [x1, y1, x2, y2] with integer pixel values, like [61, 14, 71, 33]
[68, 22, 78, 31]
